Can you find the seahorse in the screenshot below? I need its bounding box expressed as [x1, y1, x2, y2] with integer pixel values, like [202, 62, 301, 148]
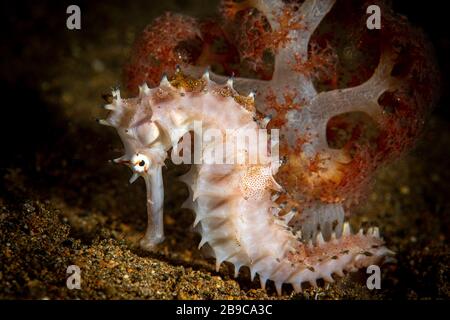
[99, 70, 392, 295]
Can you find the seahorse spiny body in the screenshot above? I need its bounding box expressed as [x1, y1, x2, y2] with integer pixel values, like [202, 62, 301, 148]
[101, 71, 391, 295]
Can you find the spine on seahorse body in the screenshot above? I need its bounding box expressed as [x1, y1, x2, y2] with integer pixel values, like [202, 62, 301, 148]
[100, 71, 393, 295]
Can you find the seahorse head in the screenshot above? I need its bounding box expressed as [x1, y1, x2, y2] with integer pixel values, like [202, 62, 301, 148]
[102, 87, 168, 184]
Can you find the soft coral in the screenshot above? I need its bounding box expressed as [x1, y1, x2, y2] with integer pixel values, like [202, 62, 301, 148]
[123, 0, 439, 240]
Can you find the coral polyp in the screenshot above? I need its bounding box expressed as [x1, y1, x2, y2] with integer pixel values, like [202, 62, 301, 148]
[101, 0, 439, 294]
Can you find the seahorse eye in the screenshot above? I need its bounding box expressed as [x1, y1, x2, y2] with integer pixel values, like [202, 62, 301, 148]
[129, 153, 150, 174]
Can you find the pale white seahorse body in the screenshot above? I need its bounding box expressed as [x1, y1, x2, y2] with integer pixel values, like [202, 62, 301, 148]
[100, 73, 392, 295]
